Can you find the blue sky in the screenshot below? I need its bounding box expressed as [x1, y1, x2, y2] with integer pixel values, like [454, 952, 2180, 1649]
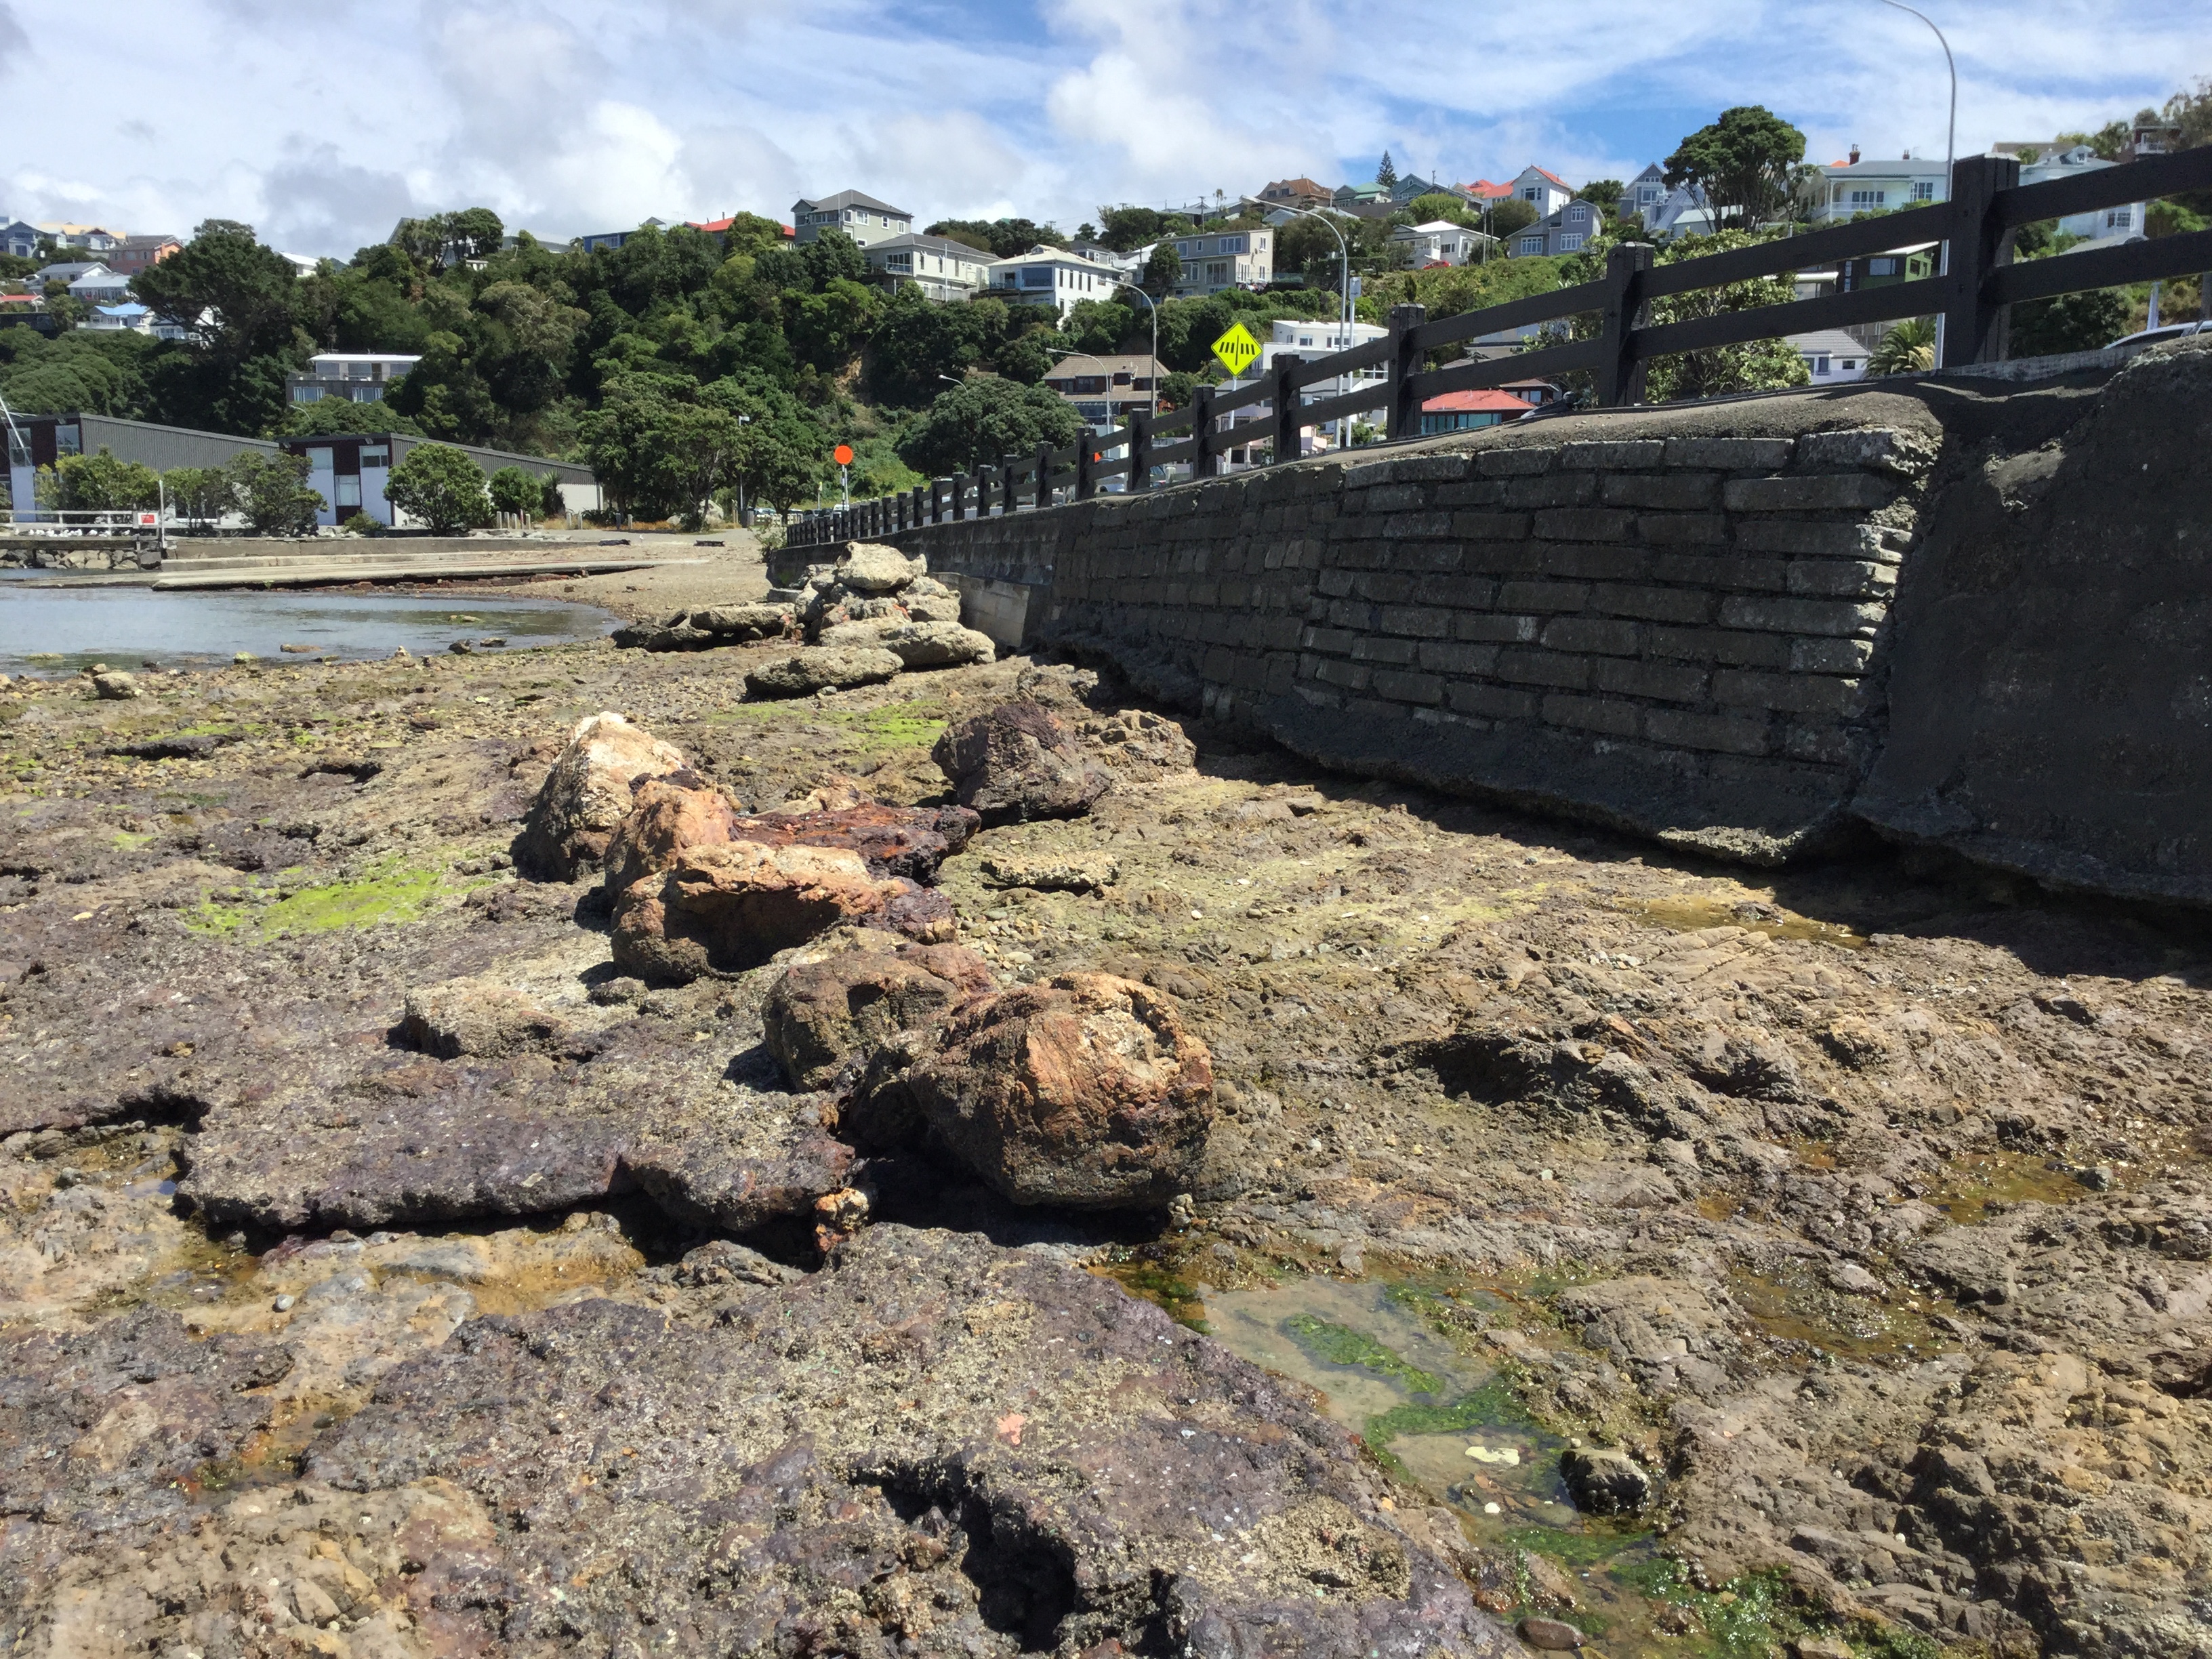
[1, 0, 2204, 255]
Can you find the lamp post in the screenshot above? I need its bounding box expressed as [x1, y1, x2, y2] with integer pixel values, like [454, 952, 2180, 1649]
[1118, 281, 1161, 415]
[1242, 195, 1353, 449]
[1874, 0, 1957, 360]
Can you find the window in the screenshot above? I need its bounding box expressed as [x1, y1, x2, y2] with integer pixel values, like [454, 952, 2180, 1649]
[292, 386, 321, 403]
[1517, 235, 1543, 254]
[1523, 186, 1540, 201]
[1569, 206, 1586, 222]
[2107, 207, 2133, 229]
[361, 449, 389, 468]
[1559, 234, 1584, 251]
[1021, 267, 1052, 287]
[1638, 187, 1660, 205]
[1811, 354, 1831, 374]
[1848, 189, 1887, 209]
[1868, 256, 1899, 276]
[335, 475, 361, 508]
[1912, 181, 1936, 201]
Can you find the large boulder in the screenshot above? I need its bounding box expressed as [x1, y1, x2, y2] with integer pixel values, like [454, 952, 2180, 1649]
[691, 602, 794, 640]
[901, 574, 964, 623]
[763, 939, 995, 1090]
[878, 618, 996, 668]
[933, 699, 1113, 823]
[898, 972, 1214, 1208]
[396, 977, 567, 1059]
[744, 647, 903, 699]
[836, 540, 924, 593]
[603, 776, 972, 983]
[512, 712, 687, 881]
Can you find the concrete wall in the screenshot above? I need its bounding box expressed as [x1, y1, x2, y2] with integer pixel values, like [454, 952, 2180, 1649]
[857, 346, 2212, 903]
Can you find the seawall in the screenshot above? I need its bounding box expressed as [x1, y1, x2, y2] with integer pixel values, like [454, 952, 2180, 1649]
[855, 344, 2212, 902]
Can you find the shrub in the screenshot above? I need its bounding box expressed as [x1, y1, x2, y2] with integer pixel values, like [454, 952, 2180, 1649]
[487, 464, 551, 518]
[384, 443, 492, 533]
[226, 451, 323, 535]
[341, 511, 380, 535]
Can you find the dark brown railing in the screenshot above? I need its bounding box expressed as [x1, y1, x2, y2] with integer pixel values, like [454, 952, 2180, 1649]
[792, 146, 2212, 549]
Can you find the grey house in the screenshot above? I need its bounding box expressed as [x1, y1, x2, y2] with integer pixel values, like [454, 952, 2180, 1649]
[792, 190, 913, 249]
[1506, 198, 1607, 258]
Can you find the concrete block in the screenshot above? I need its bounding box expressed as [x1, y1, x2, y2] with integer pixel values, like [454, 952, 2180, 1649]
[1450, 510, 1532, 539]
[1543, 693, 1643, 736]
[1784, 722, 1872, 766]
[1387, 455, 1472, 483]
[1497, 580, 1590, 613]
[1788, 636, 1875, 674]
[1648, 626, 1793, 669]
[1601, 472, 1721, 510]
[1301, 626, 1357, 655]
[1662, 436, 1794, 470]
[1378, 512, 1453, 539]
[1592, 583, 1714, 624]
[1447, 682, 1540, 720]
[1538, 543, 1649, 581]
[1635, 513, 1732, 546]
[1654, 551, 1788, 591]
[1534, 508, 1637, 542]
[1315, 659, 1372, 691]
[1718, 594, 1886, 637]
[1386, 541, 1467, 573]
[1455, 613, 1541, 643]
[1558, 439, 1667, 470]
[1435, 480, 1509, 507]
[1724, 473, 1897, 512]
[1505, 473, 1598, 509]
[1380, 604, 1453, 639]
[1713, 670, 1868, 717]
[1414, 575, 1497, 609]
[1351, 635, 1417, 665]
[1594, 657, 1708, 703]
[1733, 518, 1889, 558]
[1475, 447, 1553, 476]
[1372, 669, 1446, 705]
[1417, 640, 1502, 674]
[1797, 427, 1925, 477]
[1496, 649, 1593, 690]
[1542, 616, 1641, 656]
[1352, 571, 1416, 603]
[1645, 708, 1771, 756]
[1324, 600, 1377, 630]
[1786, 559, 1898, 599]
[1317, 567, 1356, 598]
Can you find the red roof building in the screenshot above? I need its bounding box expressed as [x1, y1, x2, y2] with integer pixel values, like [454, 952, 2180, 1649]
[1419, 387, 1536, 433]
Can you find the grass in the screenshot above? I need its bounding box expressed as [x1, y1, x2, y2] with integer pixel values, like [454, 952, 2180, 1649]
[186, 857, 455, 940]
[1279, 1313, 1446, 1395]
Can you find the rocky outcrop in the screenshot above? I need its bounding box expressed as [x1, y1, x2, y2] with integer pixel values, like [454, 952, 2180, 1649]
[933, 699, 1113, 824]
[611, 602, 795, 651]
[396, 977, 567, 1059]
[512, 712, 687, 880]
[1559, 1446, 1652, 1515]
[762, 939, 994, 1090]
[891, 972, 1214, 1208]
[602, 775, 974, 982]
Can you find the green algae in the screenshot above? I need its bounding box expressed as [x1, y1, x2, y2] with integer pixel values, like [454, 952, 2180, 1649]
[1280, 1313, 1446, 1395]
[187, 858, 453, 939]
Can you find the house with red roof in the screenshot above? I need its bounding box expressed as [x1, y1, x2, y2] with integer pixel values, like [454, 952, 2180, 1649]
[1419, 387, 1536, 434]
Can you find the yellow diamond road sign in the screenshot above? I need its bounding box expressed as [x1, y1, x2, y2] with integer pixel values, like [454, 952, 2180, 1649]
[1210, 321, 1262, 377]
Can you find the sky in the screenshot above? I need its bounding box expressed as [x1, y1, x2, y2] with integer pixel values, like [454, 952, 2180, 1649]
[1, 0, 2205, 258]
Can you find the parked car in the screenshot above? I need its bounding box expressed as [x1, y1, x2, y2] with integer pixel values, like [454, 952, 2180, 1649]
[2109, 319, 2211, 350]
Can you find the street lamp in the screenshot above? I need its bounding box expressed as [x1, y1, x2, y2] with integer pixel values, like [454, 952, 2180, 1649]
[1116, 282, 1161, 416]
[1242, 195, 1354, 450]
[1873, 0, 1958, 362]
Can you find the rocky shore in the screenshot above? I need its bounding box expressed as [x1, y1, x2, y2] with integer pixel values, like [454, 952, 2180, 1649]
[0, 537, 2206, 1658]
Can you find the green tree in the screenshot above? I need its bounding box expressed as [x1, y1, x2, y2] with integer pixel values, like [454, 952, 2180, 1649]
[1093, 206, 1193, 253]
[1376, 151, 1398, 190]
[382, 442, 491, 533]
[161, 464, 235, 527]
[1141, 244, 1183, 297]
[487, 464, 554, 518]
[2011, 289, 2128, 356]
[926, 218, 1066, 257]
[226, 451, 325, 535]
[784, 277, 884, 372]
[1487, 199, 1540, 242]
[1577, 180, 1626, 211]
[1867, 316, 1936, 374]
[1663, 106, 1807, 228]
[279, 398, 424, 436]
[800, 228, 867, 288]
[896, 377, 1083, 478]
[1406, 192, 1475, 226]
[1559, 226, 1809, 401]
[45, 448, 160, 511]
[131, 227, 300, 369]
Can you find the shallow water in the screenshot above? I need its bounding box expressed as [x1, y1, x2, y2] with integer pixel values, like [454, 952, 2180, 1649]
[0, 583, 613, 673]
[1194, 1276, 1706, 1653]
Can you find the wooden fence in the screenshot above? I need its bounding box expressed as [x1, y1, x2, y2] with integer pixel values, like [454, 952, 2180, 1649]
[793, 146, 2212, 550]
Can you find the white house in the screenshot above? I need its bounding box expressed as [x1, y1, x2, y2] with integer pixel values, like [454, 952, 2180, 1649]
[1507, 166, 1575, 218]
[2015, 144, 2147, 246]
[64, 264, 131, 304]
[83, 302, 153, 333]
[287, 352, 424, 405]
[792, 190, 913, 249]
[1789, 329, 1870, 385]
[1622, 165, 1717, 239]
[986, 246, 1122, 317]
[1167, 228, 1272, 295]
[861, 233, 991, 303]
[1391, 220, 1488, 267]
[1811, 153, 1947, 223]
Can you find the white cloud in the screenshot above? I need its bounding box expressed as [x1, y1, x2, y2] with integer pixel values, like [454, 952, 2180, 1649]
[0, 0, 2202, 254]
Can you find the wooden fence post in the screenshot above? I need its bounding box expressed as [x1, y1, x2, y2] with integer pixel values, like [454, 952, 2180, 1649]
[1384, 304, 1428, 439]
[1034, 443, 1054, 508]
[1075, 439, 1094, 501]
[1271, 354, 1304, 462]
[998, 453, 1017, 514]
[1190, 384, 1218, 478]
[951, 473, 968, 520]
[1128, 410, 1152, 493]
[929, 478, 946, 523]
[1942, 154, 2020, 367]
[1597, 242, 1654, 406]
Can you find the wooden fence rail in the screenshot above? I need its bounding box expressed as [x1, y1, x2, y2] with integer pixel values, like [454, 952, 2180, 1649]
[791, 145, 2212, 550]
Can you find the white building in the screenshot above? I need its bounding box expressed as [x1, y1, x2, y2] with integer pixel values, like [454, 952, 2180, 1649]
[1507, 166, 1575, 218]
[83, 302, 153, 333]
[862, 233, 991, 302]
[1391, 220, 1488, 267]
[287, 353, 424, 405]
[1789, 329, 1870, 385]
[1622, 165, 1717, 239]
[792, 190, 914, 249]
[1167, 227, 1273, 295]
[985, 246, 1124, 318]
[1811, 154, 1947, 223]
[58, 263, 129, 303]
[2015, 144, 2147, 247]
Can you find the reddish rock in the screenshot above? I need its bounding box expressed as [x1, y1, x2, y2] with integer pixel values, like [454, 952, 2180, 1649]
[512, 712, 687, 880]
[933, 699, 1112, 824]
[903, 972, 1214, 1208]
[763, 941, 995, 1090]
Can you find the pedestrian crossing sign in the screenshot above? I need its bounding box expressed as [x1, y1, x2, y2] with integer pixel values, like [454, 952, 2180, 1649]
[1210, 321, 1263, 377]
